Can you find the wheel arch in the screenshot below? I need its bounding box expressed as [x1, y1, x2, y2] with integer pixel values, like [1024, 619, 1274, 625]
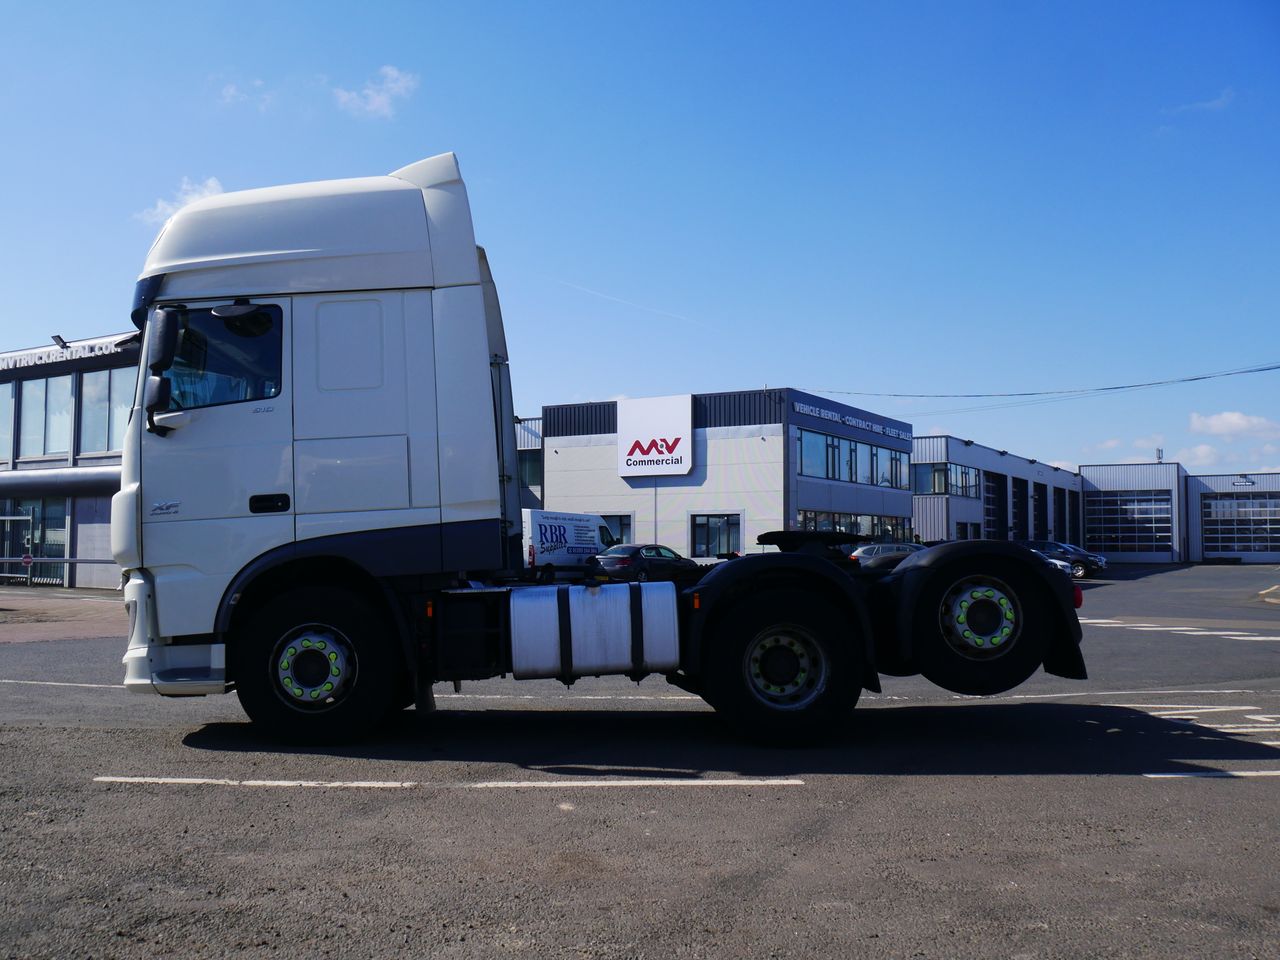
[216, 549, 414, 685]
[684, 553, 880, 692]
[887, 541, 1086, 680]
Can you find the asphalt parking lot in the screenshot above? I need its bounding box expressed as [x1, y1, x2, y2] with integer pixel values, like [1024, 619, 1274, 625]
[2, 565, 1278, 958]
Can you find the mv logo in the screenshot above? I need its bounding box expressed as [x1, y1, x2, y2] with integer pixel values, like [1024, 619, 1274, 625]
[627, 437, 682, 457]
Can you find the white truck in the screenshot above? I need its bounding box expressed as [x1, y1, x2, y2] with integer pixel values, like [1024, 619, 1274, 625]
[522, 509, 618, 575]
[113, 154, 1085, 740]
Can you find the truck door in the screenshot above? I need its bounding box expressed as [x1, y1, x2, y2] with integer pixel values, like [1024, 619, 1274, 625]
[139, 299, 294, 637]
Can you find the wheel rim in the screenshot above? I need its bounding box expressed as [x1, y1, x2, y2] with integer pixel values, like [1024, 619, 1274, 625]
[938, 575, 1022, 661]
[270, 623, 358, 712]
[1072, 563, 1086, 578]
[742, 625, 829, 710]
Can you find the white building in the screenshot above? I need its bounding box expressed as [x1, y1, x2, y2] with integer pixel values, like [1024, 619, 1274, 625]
[538, 389, 913, 557]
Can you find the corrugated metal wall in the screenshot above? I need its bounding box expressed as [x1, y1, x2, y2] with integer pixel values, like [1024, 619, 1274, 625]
[544, 390, 790, 438]
[543, 402, 617, 438]
[514, 417, 542, 450]
[911, 436, 948, 464]
[913, 495, 949, 541]
[694, 389, 786, 428]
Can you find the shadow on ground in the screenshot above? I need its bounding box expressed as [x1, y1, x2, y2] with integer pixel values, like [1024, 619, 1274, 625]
[183, 701, 1280, 778]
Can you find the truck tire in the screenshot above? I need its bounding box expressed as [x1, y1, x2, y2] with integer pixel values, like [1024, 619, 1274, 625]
[232, 586, 399, 741]
[912, 558, 1050, 696]
[703, 589, 861, 740]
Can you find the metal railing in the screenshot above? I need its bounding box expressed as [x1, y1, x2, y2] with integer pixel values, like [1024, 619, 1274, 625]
[0, 556, 117, 587]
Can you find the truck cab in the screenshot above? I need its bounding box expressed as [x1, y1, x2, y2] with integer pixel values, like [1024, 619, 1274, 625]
[115, 154, 521, 698]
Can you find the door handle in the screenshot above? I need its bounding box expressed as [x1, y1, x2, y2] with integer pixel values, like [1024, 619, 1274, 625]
[249, 494, 290, 514]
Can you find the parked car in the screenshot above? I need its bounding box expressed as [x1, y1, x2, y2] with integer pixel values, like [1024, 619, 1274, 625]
[851, 542, 928, 561]
[1029, 549, 1073, 578]
[589, 544, 704, 584]
[1018, 540, 1107, 580]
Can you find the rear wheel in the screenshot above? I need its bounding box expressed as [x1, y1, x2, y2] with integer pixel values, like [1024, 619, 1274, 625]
[913, 559, 1050, 696]
[233, 586, 399, 741]
[703, 589, 861, 740]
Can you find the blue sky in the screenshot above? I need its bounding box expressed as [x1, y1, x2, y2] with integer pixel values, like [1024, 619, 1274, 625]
[1, 1, 1277, 473]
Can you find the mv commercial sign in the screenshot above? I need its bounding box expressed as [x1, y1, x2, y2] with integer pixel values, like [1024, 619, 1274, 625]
[617, 395, 693, 477]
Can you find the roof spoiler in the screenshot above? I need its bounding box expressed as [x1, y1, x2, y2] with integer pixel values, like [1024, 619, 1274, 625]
[388, 152, 462, 190]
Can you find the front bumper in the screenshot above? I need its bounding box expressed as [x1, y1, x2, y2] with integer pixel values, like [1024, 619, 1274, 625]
[122, 570, 228, 696]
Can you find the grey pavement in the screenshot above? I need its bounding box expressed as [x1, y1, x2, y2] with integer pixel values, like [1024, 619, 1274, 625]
[1, 565, 1278, 958]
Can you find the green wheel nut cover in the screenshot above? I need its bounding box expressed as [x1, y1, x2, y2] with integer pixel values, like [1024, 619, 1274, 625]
[330, 666, 340, 677]
[983, 589, 994, 598]
[301, 639, 312, 648]
[328, 652, 338, 662]
[293, 688, 303, 697]
[287, 647, 297, 657]
[323, 682, 334, 692]
[280, 660, 289, 670]
[310, 690, 320, 699]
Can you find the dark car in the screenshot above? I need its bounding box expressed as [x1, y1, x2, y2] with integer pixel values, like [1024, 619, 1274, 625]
[1019, 540, 1107, 579]
[589, 543, 703, 584]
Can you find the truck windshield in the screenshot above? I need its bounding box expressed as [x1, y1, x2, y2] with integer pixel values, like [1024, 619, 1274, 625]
[162, 305, 283, 410]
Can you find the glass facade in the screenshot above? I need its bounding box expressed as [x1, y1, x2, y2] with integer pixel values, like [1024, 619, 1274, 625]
[796, 428, 909, 490]
[1085, 489, 1174, 553]
[517, 449, 543, 488]
[911, 462, 980, 497]
[0, 382, 11, 465]
[0, 496, 68, 585]
[1201, 493, 1280, 554]
[2, 365, 135, 462]
[691, 513, 741, 558]
[796, 509, 912, 543]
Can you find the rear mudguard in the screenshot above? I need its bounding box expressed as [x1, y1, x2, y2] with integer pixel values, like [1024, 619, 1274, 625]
[681, 553, 881, 693]
[884, 541, 1087, 680]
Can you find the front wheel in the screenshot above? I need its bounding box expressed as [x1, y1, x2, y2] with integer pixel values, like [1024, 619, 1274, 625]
[1071, 562, 1087, 579]
[703, 589, 861, 740]
[232, 586, 399, 741]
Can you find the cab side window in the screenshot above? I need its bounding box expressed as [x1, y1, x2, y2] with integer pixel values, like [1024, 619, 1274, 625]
[168, 305, 283, 410]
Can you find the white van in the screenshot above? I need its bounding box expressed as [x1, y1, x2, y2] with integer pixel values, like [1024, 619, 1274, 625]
[521, 509, 619, 571]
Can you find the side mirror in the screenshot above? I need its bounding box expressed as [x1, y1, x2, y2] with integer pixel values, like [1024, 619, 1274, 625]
[144, 375, 173, 436]
[147, 306, 183, 373]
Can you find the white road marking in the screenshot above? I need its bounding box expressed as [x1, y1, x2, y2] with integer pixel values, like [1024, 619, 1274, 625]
[95, 775, 804, 790]
[468, 778, 805, 789]
[1259, 585, 1279, 596]
[94, 776, 419, 788]
[1143, 771, 1280, 779]
[0, 678, 122, 689]
[976, 688, 1253, 701]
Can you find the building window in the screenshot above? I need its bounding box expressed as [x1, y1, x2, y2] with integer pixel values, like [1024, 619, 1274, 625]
[1201, 493, 1280, 554]
[517, 449, 543, 488]
[600, 514, 632, 544]
[691, 513, 740, 558]
[796, 509, 912, 542]
[18, 375, 72, 458]
[0, 382, 12, 464]
[797, 429, 909, 490]
[78, 366, 136, 454]
[1084, 489, 1173, 553]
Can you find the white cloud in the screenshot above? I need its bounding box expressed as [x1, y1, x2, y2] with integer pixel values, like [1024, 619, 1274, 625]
[333, 65, 419, 119]
[1189, 411, 1280, 439]
[1048, 459, 1077, 471]
[1172, 444, 1217, 468]
[1164, 87, 1235, 115]
[1094, 438, 1122, 451]
[220, 79, 273, 112]
[134, 176, 224, 224]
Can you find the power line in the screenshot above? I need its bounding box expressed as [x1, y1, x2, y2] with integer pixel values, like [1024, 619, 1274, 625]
[806, 360, 1280, 402]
